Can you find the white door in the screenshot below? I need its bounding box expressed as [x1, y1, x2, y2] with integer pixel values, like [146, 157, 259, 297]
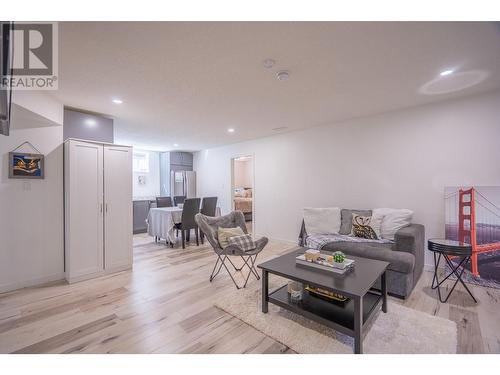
[66, 141, 104, 279]
[103, 145, 133, 270]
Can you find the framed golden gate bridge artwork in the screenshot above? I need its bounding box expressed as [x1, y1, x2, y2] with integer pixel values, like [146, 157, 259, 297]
[445, 186, 500, 288]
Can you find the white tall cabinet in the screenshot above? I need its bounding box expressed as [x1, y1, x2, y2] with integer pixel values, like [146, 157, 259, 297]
[64, 139, 133, 283]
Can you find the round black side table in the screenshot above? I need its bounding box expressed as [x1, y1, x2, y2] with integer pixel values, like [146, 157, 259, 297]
[428, 239, 477, 303]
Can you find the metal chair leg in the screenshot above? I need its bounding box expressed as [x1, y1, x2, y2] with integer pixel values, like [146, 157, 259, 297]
[250, 255, 260, 280]
[227, 256, 244, 271]
[239, 255, 260, 279]
[240, 254, 260, 288]
[209, 252, 261, 289]
[219, 255, 242, 289]
[210, 255, 223, 281]
[242, 256, 255, 288]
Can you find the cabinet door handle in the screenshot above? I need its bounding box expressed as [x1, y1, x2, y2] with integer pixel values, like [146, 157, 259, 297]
[100, 203, 103, 213]
[105, 203, 108, 213]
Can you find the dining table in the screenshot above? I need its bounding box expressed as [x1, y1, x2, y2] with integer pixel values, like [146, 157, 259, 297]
[146, 206, 221, 245]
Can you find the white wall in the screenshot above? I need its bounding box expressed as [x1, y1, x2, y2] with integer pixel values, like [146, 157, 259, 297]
[234, 158, 253, 188]
[132, 149, 160, 199]
[0, 92, 64, 292]
[9, 91, 64, 125]
[194, 90, 500, 265]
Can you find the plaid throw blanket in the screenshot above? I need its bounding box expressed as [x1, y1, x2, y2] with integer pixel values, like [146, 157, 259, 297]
[305, 233, 392, 250]
[228, 234, 256, 251]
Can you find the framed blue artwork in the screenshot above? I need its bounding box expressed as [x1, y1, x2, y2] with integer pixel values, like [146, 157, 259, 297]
[8, 152, 45, 179]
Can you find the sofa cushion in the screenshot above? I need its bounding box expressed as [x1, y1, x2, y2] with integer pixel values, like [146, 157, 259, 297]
[303, 207, 341, 235]
[373, 208, 413, 240]
[351, 214, 381, 239]
[320, 241, 415, 273]
[340, 209, 372, 235]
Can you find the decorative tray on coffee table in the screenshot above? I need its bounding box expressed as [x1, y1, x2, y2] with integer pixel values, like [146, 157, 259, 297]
[295, 253, 355, 275]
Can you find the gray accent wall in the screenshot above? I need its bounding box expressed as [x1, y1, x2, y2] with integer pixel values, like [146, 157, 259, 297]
[170, 151, 193, 171]
[63, 108, 114, 143]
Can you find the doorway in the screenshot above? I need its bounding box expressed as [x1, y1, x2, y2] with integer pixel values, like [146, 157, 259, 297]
[231, 155, 254, 234]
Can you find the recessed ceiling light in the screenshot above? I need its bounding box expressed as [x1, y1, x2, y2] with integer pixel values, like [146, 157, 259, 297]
[440, 70, 454, 77]
[112, 98, 123, 104]
[173, 143, 179, 147]
[227, 128, 235, 133]
[419, 69, 489, 95]
[84, 119, 97, 127]
[276, 70, 290, 81]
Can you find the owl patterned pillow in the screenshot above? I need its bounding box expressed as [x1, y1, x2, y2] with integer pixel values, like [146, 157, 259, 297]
[351, 214, 380, 240]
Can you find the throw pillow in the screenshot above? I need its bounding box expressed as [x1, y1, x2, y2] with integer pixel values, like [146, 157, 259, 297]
[218, 227, 245, 248]
[227, 234, 256, 251]
[303, 207, 341, 235]
[351, 214, 379, 240]
[340, 209, 372, 235]
[372, 208, 413, 240]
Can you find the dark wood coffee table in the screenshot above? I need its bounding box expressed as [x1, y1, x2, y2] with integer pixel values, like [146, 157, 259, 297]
[258, 248, 389, 354]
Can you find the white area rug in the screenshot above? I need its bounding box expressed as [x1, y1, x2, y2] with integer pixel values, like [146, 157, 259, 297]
[214, 279, 457, 354]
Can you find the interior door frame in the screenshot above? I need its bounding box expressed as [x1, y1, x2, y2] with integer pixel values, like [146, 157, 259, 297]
[230, 153, 255, 236]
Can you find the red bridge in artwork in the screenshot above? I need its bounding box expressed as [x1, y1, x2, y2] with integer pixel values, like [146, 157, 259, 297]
[445, 187, 500, 276]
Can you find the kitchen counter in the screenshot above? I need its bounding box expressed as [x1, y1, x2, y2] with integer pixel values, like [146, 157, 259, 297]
[133, 199, 156, 234]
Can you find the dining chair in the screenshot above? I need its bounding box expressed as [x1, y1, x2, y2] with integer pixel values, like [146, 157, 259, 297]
[174, 196, 186, 206]
[174, 198, 201, 249]
[195, 211, 268, 289]
[200, 197, 218, 244]
[156, 196, 173, 208]
[173, 195, 187, 238]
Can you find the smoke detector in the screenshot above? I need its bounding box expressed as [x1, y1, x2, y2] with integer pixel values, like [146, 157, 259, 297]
[276, 70, 290, 81]
[262, 58, 276, 69]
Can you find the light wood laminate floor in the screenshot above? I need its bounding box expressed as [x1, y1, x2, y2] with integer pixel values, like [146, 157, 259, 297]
[0, 234, 499, 354]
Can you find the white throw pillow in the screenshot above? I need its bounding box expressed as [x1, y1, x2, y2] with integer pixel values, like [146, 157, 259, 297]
[372, 208, 413, 240]
[303, 207, 341, 235]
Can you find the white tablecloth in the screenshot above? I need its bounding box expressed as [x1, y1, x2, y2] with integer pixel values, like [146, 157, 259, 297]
[147, 206, 221, 243]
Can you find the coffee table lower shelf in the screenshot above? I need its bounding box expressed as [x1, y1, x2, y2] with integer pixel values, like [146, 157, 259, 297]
[268, 284, 383, 339]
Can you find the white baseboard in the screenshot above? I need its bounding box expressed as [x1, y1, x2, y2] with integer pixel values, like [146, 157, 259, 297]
[424, 263, 434, 272]
[264, 236, 297, 246]
[67, 265, 133, 284]
[0, 272, 65, 294]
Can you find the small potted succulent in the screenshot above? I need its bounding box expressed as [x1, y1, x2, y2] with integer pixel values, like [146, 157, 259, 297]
[333, 251, 346, 264]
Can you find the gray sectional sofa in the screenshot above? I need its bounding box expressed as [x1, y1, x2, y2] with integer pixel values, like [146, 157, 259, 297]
[298, 216, 425, 298]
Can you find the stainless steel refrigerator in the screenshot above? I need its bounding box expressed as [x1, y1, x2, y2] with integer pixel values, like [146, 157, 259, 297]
[170, 170, 196, 198]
